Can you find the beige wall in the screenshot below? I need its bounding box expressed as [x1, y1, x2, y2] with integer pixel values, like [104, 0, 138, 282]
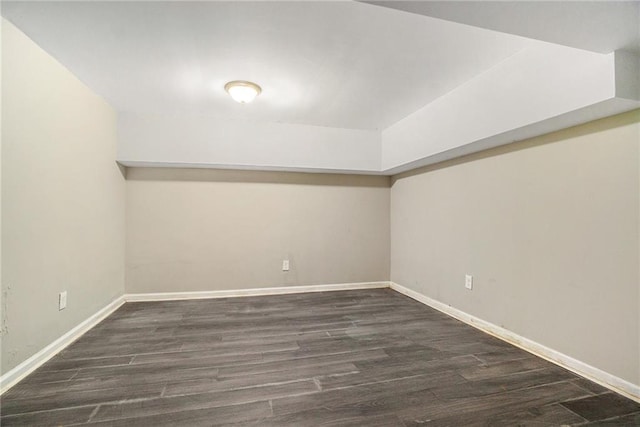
[391, 110, 640, 386]
[1, 20, 125, 373]
[126, 168, 390, 293]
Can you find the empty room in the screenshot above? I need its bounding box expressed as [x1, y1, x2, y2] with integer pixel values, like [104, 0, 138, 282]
[1, 1, 640, 425]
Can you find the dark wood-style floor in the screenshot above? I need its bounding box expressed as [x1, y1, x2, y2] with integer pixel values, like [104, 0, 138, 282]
[2, 289, 639, 426]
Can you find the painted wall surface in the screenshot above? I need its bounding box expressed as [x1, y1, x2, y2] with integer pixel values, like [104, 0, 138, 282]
[1, 20, 125, 373]
[382, 44, 621, 171]
[390, 110, 640, 386]
[118, 112, 381, 173]
[126, 168, 390, 293]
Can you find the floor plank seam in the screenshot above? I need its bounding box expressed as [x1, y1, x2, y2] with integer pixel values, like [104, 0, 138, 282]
[556, 404, 589, 424]
[87, 405, 101, 423]
[1, 402, 102, 417]
[559, 390, 610, 404]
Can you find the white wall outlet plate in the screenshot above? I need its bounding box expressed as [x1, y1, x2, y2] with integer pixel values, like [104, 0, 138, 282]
[282, 259, 290, 271]
[59, 291, 67, 310]
[465, 275, 473, 290]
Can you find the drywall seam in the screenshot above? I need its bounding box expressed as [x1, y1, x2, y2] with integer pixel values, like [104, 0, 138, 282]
[390, 281, 640, 403]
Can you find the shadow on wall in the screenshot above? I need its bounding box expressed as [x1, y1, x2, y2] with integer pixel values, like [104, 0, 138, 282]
[124, 167, 391, 188]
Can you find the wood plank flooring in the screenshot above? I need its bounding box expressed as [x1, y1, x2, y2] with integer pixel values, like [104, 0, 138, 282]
[2, 289, 639, 426]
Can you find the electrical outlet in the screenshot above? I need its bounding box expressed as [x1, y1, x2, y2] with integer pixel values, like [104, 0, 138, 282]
[59, 291, 67, 310]
[282, 259, 290, 271]
[465, 275, 473, 290]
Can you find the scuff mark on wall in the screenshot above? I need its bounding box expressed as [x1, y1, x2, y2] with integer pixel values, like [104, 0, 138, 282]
[1, 284, 10, 335]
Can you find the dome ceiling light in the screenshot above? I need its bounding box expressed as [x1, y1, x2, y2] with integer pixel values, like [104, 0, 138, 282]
[224, 80, 261, 104]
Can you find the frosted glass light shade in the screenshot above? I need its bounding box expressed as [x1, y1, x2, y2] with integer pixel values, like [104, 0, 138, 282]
[224, 80, 261, 103]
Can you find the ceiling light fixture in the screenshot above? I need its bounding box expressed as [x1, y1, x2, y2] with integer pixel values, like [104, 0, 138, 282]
[224, 80, 261, 104]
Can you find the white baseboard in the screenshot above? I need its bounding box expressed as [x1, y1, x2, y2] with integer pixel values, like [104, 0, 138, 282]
[0, 295, 126, 395]
[390, 281, 640, 403]
[125, 281, 390, 302]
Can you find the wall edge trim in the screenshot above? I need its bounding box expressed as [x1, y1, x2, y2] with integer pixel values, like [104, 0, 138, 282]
[0, 295, 126, 395]
[124, 281, 390, 302]
[389, 281, 640, 403]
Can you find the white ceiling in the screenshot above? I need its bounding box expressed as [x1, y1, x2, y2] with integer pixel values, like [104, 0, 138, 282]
[3, 1, 639, 174]
[366, 1, 640, 54]
[1, 1, 531, 130]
